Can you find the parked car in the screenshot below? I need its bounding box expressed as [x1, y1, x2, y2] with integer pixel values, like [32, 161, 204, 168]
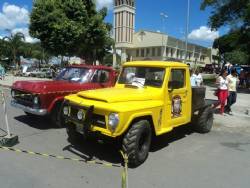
[23, 67, 37, 77]
[62, 61, 217, 167]
[11, 65, 116, 127]
[36, 68, 53, 78]
[203, 64, 214, 74]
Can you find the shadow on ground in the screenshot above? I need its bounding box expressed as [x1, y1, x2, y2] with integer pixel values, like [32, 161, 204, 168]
[63, 140, 122, 165]
[237, 87, 250, 94]
[150, 124, 194, 152]
[14, 115, 61, 130]
[63, 124, 195, 166]
[221, 141, 250, 152]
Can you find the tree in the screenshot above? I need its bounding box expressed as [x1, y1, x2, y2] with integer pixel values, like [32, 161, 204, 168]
[30, 0, 113, 64]
[201, 0, 250, 64]
[224, 50, 249, 65]
[20, 42, 51, 64]
[0, 39, 7, 59]
[3, 32, 25, 68]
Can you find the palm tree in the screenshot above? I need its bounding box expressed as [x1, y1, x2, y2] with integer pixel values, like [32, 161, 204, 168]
[3, 32, 25, 69]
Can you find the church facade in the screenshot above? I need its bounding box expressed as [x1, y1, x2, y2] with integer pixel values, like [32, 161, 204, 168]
[113, 0, 217, 67]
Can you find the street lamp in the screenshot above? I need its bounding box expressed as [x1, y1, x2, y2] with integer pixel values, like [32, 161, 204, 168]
[184, 0, 190, 64]
[160, 12, 168, 61]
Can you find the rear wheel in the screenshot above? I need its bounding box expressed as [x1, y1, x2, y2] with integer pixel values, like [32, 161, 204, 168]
[122, 120, 152, 167]
[194, 107, 214, 133]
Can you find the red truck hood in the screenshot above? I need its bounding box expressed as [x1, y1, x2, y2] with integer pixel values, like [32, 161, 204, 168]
[12, 80, 81, 93]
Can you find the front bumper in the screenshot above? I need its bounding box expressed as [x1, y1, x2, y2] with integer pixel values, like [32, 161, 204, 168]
[11, 100, 48, 116]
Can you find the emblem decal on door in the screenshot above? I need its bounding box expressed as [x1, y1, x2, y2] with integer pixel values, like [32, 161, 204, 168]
[172, 95, 182, 117]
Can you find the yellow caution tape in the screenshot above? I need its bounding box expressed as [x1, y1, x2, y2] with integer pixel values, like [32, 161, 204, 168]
[0, 146, 122, 168]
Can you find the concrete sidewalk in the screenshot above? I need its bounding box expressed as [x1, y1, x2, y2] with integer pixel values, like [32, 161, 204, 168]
[0, 75, 50, 88]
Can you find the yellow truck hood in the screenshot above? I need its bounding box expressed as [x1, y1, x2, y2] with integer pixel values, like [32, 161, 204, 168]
[77, 87, 158, 103]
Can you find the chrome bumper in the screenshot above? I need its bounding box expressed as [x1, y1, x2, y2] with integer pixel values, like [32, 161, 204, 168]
[11, 100, 48, 116]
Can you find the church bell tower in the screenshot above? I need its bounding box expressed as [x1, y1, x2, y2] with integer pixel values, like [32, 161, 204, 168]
[113, 0, 136, 65]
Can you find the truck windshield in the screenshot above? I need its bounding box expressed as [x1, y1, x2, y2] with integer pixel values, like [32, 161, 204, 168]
[118, 67, 165, 87]
[55, 67, 92, 83]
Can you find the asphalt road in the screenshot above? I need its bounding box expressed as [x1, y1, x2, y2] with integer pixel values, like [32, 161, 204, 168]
[0, 86, 250, 188]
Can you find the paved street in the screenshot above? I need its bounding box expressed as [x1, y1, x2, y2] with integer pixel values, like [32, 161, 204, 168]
[0, 85, 250, 188]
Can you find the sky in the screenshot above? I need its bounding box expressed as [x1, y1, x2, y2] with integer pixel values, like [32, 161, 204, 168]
[0, 0, 228, 47]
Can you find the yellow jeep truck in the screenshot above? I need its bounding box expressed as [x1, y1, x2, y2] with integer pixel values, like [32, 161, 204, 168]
[62, 61, 215, 167]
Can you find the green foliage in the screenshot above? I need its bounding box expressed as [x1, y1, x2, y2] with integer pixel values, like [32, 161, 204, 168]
[201, 0, 250, 64]
[224, 50, 249, 65]
[0, 32, 51, 67]
[2, 32, 25, 67]
[201, 0, 250, 29]
[20, 42, 51, 63]
[102, 52, 121, 66]
[30, 0, 113, 64]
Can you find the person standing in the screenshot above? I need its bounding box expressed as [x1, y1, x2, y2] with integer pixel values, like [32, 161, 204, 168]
[214, 69, 229, 115]
[0, 64, 5, 80]
[225, 69, 237, 115]
[190, 69, 197, 87]
[195, 69, 203, 86]
[239, 69, 246, 88]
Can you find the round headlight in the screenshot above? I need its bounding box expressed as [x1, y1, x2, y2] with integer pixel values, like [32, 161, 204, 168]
[63, 106, 69, 115]
[33, 96, 39, 104]
[77, 110, 85, 120]
[11, 90, 15, 97]
[108, 113, 119, 131]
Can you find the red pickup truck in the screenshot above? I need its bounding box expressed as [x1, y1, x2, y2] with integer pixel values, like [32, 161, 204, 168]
[11, 64, 116, 126]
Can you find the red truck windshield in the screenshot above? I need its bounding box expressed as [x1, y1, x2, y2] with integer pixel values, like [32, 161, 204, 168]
[55, 67, 92, 83]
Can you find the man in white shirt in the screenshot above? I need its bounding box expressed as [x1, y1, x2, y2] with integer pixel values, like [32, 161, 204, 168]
[190, 69, 197, 87]
[225, 69, 237, 115]
[195, 69, 203, 87]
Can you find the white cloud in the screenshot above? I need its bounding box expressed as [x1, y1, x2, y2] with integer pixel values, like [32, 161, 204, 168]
[96, 0, 113, 10]
[188, 26, 219, 41]
[12, 27, 38, 43]
[0, 3, 29, 30]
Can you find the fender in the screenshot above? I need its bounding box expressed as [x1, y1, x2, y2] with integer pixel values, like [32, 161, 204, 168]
[116, 111, 156, 137]
[47, 96, 65, 113]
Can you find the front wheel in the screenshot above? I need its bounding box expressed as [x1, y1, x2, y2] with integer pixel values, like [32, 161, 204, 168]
[122, 120, 152, 167]
[50, 102, 63, 127]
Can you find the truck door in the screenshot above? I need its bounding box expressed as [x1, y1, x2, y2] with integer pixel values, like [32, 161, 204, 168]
[167, 68, 189, 127]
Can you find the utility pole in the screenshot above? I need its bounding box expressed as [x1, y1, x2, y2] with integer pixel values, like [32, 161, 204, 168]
[160, 12, 168, 61]
[184, 0, 190, 64]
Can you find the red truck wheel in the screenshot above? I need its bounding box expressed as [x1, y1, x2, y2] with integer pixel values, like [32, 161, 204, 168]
[50, 102, 63, 127]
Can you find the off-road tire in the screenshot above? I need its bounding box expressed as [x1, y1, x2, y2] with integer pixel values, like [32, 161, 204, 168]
[66, 124, 82, 144]
[50, 102, 63, 127]
[194, 107, 214, 133]
[122, 120, 152, 167]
